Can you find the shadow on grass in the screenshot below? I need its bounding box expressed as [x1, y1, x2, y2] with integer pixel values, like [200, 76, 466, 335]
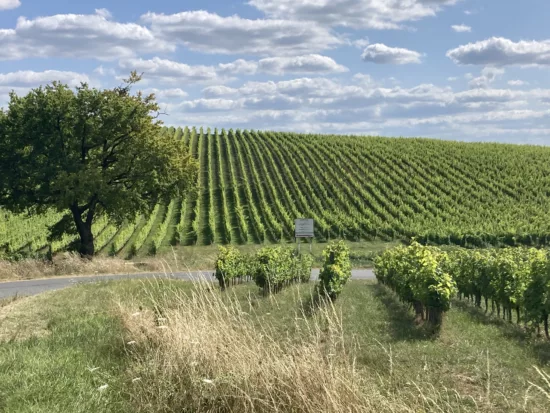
[370, 283, 435, 342]
[453, 300, 550, 365]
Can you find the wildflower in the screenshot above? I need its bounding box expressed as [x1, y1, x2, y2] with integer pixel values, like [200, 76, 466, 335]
[202, 379, 214, 385]
[98, 384, 109, 392]
[127, 341, 137, 345]
[131, 312, 141, 317]
[88, 367, 100, 373]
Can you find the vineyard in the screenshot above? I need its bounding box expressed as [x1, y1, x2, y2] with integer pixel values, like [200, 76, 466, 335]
[2, 127, 550, 258]
[375, 242, 550, 335]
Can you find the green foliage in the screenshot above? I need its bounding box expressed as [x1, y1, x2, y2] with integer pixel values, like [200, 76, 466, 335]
[150, 200, 176, 253]
[130, 205, 160, 254]
[215, 246, 313, 293]
[110, 219, 139, 254]
[254, 247, 291, 292]
[445, 247, 550, 332]
[0, 74, 197, 256]
[214, 246, 255, 289]
[375, 242, 457, 326]
[254, 247, 299, 293]
[318, 241, 352, 300]
[378, 243, 550, 333]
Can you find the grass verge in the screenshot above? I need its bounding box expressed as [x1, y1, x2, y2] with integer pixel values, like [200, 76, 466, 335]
[1, 278, 549, 412]
[0, 240, 395, 282]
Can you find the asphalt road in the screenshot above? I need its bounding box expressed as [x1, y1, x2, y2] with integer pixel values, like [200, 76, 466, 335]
[0, 269, 375, 299]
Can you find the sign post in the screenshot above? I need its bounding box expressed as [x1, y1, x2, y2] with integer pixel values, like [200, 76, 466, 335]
[295, 219, 314, 253]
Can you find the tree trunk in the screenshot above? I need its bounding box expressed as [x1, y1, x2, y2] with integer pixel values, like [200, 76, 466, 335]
[413, 301, 424, 324]
[485, 297, 489, 313]
[516, 307, 520, 324]
[427, 307, 443, 330]
[545, 314, 549, 340]
[77, 221, 95, 257]
[70, 203, 95, 258]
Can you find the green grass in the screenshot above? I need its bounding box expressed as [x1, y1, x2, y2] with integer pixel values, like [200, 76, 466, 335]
[1, 279, 549, 412]
[0, 283, 141, 413]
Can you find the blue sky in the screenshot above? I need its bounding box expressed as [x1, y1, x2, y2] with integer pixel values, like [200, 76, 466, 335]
[1, 0, 550, 144]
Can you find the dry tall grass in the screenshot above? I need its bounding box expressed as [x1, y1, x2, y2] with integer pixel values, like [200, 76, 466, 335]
[0, 252, 161, 281]
[120, 280, 476, 413]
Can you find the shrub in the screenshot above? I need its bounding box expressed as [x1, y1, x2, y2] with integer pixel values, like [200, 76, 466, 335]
[375, 242, 457, 327]
[254, 247, 295, 293]
[215, 246, 255, 289]
[318, 241, 352, 300]
[215, 247, 313, 293]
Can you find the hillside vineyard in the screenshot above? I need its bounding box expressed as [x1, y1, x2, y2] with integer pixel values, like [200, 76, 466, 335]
[2, 127, 550, 256]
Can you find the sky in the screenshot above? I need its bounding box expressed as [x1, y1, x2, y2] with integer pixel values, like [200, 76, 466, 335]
[1, 0, 550, 145]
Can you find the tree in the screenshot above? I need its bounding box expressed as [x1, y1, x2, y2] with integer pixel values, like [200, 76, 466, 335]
[0, 73, 197, 257]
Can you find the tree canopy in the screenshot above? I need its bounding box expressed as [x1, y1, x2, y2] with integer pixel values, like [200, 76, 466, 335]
[0, 73, 197, 257]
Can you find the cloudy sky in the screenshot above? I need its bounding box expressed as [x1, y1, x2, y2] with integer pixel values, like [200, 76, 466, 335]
[1, 0, 549, 145]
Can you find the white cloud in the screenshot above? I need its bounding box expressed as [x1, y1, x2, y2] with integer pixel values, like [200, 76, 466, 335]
[352, 38, 370, 49]
[508, 80, 529, 86]
[94, 8, 112, 19]
[0, 70, 90, 87]
[451, 24, 471, 33]
[0, 0, 20, 10]
[202, 86, 239, 98]
[258, 55, 348, 75]
[448, 77, 458, 81]
[144, 88, 188, 99]
[0, 10, 173, 61]
[142, 10, 343, 56]
[217, 59, 258, 76]
[165, 73, 550, 145]
[361, 44, 422, 64]
[119, 57, 219, 83]
[94, 65, 116, 77]
[215, 55, 347, 76]
[353, 73, 375, 86]
[180, 98, 242, 112]
[249, 0, 460, 30]
[468, 67, 505, 89]
[447, 37, 550, 66]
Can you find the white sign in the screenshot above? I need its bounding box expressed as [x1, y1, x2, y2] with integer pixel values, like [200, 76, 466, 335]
[295, 219, 314, 238]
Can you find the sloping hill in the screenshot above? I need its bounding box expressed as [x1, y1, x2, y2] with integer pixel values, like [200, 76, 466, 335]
[3, 127, 550, 256]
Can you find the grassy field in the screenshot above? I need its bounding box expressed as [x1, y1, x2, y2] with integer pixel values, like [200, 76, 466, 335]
[1, 278, 549, 412]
